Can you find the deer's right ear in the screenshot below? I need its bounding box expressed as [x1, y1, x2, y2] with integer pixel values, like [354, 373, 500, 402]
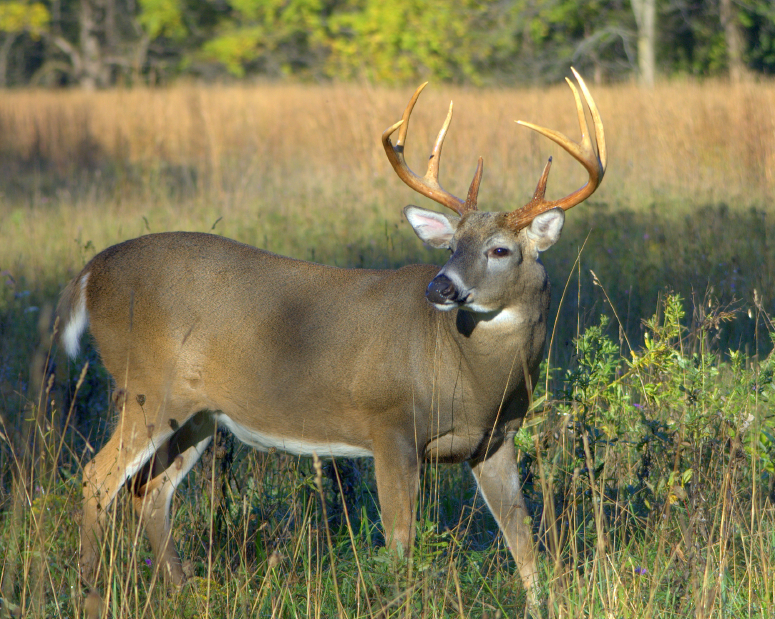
[404, 205, 460, 249]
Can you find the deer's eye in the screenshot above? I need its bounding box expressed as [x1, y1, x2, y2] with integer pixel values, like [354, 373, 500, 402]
[488, 247, 511, 258]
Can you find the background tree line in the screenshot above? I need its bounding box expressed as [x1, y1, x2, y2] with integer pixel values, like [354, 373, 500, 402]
[0, 0, 773, 88]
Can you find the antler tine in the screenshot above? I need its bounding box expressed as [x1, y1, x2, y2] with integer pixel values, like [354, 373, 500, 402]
[572, 66, 607, 171]
[464, 157, 484, 213]
[506, 68, 606, 232]
[382, 83, 480, 216]
[394, 81, 427, 150]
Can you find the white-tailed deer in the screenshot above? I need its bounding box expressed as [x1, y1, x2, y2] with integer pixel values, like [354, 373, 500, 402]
[59, 68, 605, 609]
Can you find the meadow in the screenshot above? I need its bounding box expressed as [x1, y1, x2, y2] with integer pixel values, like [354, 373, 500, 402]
[0, 78, 774, 617]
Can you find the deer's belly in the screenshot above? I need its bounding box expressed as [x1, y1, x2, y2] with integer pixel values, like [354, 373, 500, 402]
[217, 413, 373, 458]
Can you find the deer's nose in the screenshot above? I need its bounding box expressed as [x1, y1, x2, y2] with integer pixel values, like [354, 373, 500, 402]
[426, 274, 458, 305]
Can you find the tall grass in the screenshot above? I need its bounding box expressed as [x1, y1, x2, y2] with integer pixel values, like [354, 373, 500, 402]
[1, 79, 774, 282]
[2, 294, 773, 618]
[1, 80, 774, 204]
[1, 79, 774, 617]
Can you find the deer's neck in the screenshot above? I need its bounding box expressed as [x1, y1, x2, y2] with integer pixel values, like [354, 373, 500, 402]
[438, 292, 550, 392]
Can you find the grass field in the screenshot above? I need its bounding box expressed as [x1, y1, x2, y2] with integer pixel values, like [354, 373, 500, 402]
[0, 79, 774, 618]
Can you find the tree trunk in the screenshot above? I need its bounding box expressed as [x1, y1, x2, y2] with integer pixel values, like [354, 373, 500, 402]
[631, 0, 656, 87]
[49, 34, 83, 83]
[720, 0, 748, 82]
[79, 0, 109, 88]
[0, 33, 18, 88]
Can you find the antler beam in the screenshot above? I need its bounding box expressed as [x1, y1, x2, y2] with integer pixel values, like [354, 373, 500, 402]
[382, 83, 482, 217]
[506, 67, 607, 231]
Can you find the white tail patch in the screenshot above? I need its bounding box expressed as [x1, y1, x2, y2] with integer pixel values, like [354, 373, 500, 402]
[62, 273, 90, 358]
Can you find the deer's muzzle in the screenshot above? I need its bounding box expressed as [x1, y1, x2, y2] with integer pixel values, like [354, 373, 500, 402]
[426, 274, 460, 306]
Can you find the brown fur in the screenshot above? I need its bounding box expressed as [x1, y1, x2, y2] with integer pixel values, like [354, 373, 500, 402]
[60, 223, 552, 605]
[61, 73, 606, 614]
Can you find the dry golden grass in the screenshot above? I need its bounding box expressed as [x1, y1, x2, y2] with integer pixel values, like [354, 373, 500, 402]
[1, 79, 774, 225]
[0, 79, 773, 292]
[1, 79, 773, 362]
[2, 79, 774, 377]
[2, 79, 775, 195]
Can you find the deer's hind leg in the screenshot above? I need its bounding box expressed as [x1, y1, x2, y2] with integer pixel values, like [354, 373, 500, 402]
[80, 394, 176, 586]
[131, 410, 215, 585]
[80, 388, 210, 587]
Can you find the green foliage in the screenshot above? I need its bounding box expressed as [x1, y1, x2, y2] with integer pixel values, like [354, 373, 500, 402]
[199, 0, 327, 77]
[201, 27, 263, 77]
[743, 0, 775, 73]
[562, 315, 627, 438]
[138, 0, 187, 41]
[0, 1, 49, 37]
[528, 294, 775, 587]
[324, 0, 634, 84]
[326, 0, 482, 83]
[2, 0, 775, 84]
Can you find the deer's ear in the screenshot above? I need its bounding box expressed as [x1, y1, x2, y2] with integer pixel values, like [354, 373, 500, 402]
[525, 208, 565, 252]
[404, 205, 459, 249]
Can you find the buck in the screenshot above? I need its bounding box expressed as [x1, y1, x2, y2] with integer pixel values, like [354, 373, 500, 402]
[59, 68, 605, 608]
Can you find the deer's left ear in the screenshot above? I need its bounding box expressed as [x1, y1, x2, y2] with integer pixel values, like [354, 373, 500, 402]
[404, 205, 460, 249]
[525, 208, 565, 252]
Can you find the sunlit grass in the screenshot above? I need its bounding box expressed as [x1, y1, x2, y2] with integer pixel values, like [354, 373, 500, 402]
[1, 79, 775, 618]
[2, 293, 774, 618]
[1, 78, 774, 286]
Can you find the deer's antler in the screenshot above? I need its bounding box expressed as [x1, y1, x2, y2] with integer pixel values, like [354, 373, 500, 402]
[382, 82, 482, 217]
[506, 67, 607, 231]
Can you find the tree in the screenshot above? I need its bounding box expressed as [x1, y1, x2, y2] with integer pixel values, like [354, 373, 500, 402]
[33, 0, 120, 87]
[326, 0, 483, 83]
[740, 0, 775, 75]
[719, 0, 747, 81]
[1, 0, 775, 87]
[35, 0, 169, 88]
[0, 2, 49, 87]
[631, 0, 655, 86]
[195, 0, 329, 78]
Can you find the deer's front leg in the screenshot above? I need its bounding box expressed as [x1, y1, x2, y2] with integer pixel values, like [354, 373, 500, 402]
[470, 434, 539, 609]
[373, 431, 420, 553]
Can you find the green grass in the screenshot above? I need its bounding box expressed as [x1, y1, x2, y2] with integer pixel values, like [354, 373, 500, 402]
[2, 293, 774, 618]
